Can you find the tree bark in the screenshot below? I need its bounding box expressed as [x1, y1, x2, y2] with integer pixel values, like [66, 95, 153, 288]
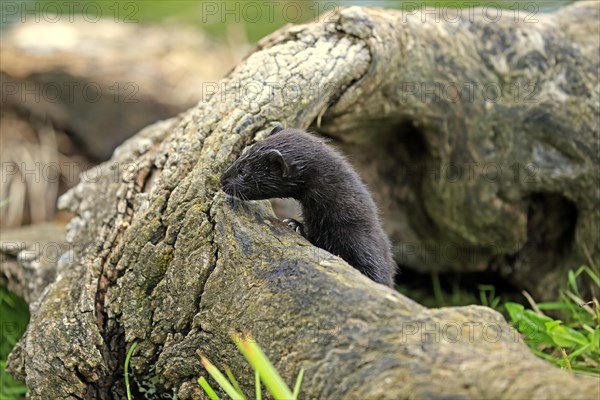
[7, 2, 599, 399]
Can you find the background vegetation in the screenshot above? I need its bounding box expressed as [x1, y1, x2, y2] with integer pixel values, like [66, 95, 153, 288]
[1, 1, 576, 41]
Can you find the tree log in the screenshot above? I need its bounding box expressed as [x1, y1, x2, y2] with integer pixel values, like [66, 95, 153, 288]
[0, 19, 238, 160]
[0, 18, 240, 229]
[7, 2, 599, 399]
[0, 222, 66, 304]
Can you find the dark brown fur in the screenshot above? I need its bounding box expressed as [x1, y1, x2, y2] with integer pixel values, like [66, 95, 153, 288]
[220, 127, 396, 287]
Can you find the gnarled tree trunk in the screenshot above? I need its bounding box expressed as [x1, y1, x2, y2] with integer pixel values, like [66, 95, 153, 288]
[6, 2, 599, 399]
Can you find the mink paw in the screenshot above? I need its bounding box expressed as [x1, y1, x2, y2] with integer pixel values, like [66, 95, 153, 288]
[283, 218, 306, 237]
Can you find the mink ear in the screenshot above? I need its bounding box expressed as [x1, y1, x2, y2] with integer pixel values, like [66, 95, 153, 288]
[268, 126, 284, 136]
[265, 149, 290, 177]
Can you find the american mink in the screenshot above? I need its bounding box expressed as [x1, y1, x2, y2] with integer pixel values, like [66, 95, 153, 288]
[220, 127, 396, 287]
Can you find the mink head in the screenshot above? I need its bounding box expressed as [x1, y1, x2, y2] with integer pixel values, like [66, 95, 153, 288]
[220, 127, 308, 200]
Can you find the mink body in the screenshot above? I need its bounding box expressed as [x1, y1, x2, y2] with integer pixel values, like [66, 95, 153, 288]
[220, 127, 396, 287]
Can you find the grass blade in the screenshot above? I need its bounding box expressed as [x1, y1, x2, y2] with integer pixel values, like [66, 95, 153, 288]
[431, 271, 444, 305]
[234, 335, 294, 400]
[573, 265, 600, 287]
[522, 291, 544, 315]
[568, 270, 581, 297]
[225, 367, 246, 399]
[292, 367, 304, 400]
[561, 348, 573, 370]
[124, 342, 138, 400]
[198, 377, 220, 400]
[200, 355, 245, 400]
[255, 370, 262, 400]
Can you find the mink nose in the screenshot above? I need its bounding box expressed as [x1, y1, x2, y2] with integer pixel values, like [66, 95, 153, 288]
[219, 174, 231, 192]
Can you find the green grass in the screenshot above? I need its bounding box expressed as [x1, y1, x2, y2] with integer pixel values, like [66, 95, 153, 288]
[0, 286, 29, 400]
[505, 266, 600, 374]
[398, 263, 600, 376]
[25, 1, 575, 43]
[198, 333, 304, 400]
[478, 284, 502, 309]
[396, 269, 517, 309]
[124, 342, 138, 400]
